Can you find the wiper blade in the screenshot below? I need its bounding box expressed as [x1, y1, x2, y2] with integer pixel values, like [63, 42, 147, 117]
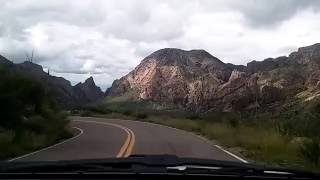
[0, 155, 178, 173]
[1, 161, 135, 173]
[166, 162, 318, 179]
[167, 165, 295, 177]
[1, 155, 319, 179]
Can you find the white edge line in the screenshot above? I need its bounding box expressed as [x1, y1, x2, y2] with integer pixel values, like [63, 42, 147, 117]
[142, 120, 248, 163]
[76, 116, 248, 163]
[214, 145, 248, 163]
[117, 118, 249, 163]
[8, 127, 84, 162]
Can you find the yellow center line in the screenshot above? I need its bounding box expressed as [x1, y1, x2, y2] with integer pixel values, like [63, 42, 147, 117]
[123, 127, 135, 157]
[73, 119, 135, 158]
[116, 126, 131, 158]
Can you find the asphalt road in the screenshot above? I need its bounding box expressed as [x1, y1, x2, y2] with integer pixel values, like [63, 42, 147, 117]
[10, 116, 246, 163]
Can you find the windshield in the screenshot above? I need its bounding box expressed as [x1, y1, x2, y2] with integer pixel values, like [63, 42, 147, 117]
[1, 0, 320, 174]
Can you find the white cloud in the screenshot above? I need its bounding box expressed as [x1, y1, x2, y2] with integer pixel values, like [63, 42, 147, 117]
[1, 0, 320, 90]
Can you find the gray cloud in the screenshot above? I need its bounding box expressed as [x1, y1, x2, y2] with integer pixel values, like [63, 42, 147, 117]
[1, 0, 320, 89]
[231, 0, 320, 27]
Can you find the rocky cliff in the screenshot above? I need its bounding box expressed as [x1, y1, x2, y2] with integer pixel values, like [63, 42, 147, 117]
[74, 77, 104, 103]
[106, 43, 320, 111]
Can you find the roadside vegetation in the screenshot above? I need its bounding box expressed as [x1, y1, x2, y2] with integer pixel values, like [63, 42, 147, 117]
[79, 96, 320, 171]
[0, 65, 72, 160]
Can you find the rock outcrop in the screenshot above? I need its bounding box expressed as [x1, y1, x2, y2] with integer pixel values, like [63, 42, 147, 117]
[107, 43, 320, 111]
[74, 77, 104, 102]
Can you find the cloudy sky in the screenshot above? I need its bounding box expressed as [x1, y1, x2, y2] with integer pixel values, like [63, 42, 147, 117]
[1, 0, 320, 90]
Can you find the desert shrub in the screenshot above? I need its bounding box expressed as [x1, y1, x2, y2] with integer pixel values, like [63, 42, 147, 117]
[186, 114, 201, 120]
[24, 115, 47, 133]
[227, 117, 240, 127]
[135, 112, 148, 119]
[0, 66, 71, 160]
[299, 139, 320, 166]
[86, 105, 112, 114]
[0, 130, 15, 146]
[275, 110, 320, 138]
[167, 118, 203, 132]
[80, 110, 92, 117]
[123, 110, 133, 116]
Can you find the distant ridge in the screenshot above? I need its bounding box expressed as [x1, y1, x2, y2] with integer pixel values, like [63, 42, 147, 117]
[0, 56, 104, 108]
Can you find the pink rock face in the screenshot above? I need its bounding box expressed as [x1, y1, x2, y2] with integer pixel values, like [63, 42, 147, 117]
[108, 49, 231, 107]
[106, 44, 320, 111]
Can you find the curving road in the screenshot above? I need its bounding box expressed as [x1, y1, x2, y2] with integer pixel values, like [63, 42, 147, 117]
[9, 116, 247, 163]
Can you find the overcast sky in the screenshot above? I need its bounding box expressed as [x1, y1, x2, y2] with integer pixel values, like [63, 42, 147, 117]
[1, 0, 320, 90]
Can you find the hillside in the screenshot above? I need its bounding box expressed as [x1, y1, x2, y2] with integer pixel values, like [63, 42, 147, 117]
[0, 64, 72, 159]
[106, 43, 320, 112]
[0, 57, 104, 108]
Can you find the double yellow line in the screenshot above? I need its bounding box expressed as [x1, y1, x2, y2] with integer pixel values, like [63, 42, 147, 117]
[116, 126, 135, 158]
[73, 119, 135, 158]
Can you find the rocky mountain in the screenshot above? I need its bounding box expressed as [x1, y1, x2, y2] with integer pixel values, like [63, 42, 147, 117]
[106, 43, 320, 112]
[74, 77, 104, 102]
[0, 57, 104, 108]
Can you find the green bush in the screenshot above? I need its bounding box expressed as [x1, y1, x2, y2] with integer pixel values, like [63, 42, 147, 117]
[86, 106, 112, 114]
[186, 114, 201, 120]
[0, 65, 71, 160]
[227, 117, 239, 127]
[0, 130, 15, 146]
[135, 112, 148, 119]
[123, 110, 133, 116]
[299, 139, 320, 166]
[24, 115, 47, 133]
[80, 110, 92, 117]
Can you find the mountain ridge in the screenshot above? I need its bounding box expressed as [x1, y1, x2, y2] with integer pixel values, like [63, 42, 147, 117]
[0, 57, 104, 108]
[106, 43, 320, 111]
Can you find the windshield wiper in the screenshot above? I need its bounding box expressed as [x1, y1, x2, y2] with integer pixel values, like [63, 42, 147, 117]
[167, 164, 298, 177]
[1, 155, 319, 179]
